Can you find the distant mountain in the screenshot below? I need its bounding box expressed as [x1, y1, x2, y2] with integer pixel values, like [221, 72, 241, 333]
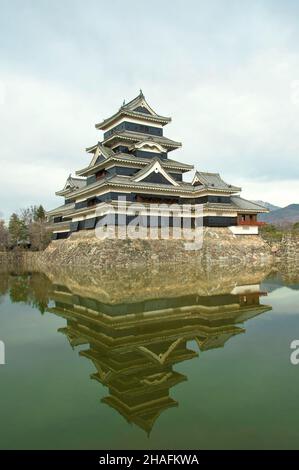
[253, 200, 281, 211]
[259, 204, 299, 225]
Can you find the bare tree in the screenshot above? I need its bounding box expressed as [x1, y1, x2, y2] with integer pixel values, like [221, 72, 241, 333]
[29, 220, 51, 251]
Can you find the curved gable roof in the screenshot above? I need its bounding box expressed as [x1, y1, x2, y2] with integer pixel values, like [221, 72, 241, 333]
[55, 174, 86, 196]
[192, 171, 241, 192]
[95, 91, 171, 129]
[132, 158, 180, 186]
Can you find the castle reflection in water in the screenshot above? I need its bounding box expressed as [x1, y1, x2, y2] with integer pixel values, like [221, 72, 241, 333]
[45, 268, 272, 435]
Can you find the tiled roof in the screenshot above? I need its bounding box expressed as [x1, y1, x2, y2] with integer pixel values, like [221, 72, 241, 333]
[122, 92, 170, 119]
[62, 171, 245, 199]
[56, 175, 86, 196]
[69, 177, 86, 189]
[103, 130, 182, 149]
[76, 152, 193, 176]
[95, 92, 171, 129]
[114, 153, 193, 170]
[194, 171, 240, 191]
[230, 196, 269, 212]
[85, 143, 115, 158]
[204, 197, 268, 213]
[106, 175, 184, 190]
[203, 202, 240, 212]
[131, 158, 180, 186]
[46, 202, 75, 216]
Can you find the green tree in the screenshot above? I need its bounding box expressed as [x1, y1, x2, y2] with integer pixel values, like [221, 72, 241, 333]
[293, 222, 299, 231]
[8, 213, 28, 247]
[35, 205, 46, 221]
[260, 223, 283, 242]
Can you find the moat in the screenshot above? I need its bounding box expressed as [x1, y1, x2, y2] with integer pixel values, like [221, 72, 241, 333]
[0, 264, 299, 449]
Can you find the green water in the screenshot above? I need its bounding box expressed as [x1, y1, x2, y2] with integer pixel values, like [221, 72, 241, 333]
[0, 269, 299, 450]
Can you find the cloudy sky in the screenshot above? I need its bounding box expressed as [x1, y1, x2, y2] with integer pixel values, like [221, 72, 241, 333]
[1, 0, 299, 221]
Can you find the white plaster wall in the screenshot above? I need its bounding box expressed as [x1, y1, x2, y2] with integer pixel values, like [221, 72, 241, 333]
[229, 225, 259, 235]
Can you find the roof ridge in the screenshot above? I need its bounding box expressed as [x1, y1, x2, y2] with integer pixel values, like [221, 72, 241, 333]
[193, 170, 241, 191]
[121, 90, 143, 109]
[230, 195, 269, 212]
[70, 176, 85, 181]
[126, 109, 170, 120]
[231, 195, 267, 209]
[104, 130, 182, 146]
[196, 170, 220, 176]
[108, 152, 192, 168]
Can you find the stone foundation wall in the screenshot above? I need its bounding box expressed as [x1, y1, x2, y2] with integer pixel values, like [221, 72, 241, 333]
[55, 230, 269, 268]
[0, 228, 274, 272]
[279, 234, 299, 259]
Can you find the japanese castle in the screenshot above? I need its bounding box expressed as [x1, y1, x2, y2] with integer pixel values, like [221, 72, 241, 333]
[47, 91, 267, 239]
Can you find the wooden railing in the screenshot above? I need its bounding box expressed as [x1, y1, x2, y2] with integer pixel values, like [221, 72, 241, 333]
[238, 220, 266, 226]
